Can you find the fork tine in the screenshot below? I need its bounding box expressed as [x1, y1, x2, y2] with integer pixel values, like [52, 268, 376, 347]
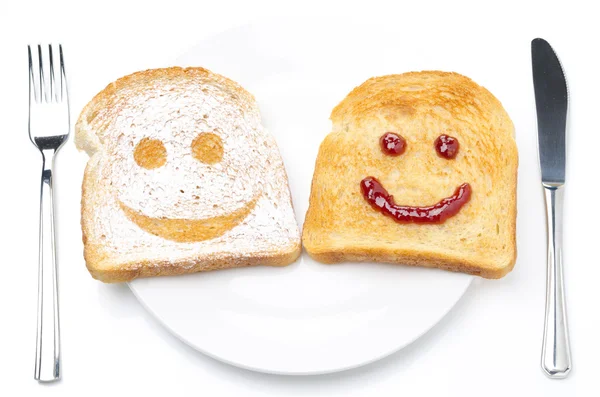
[28, 45, 39, 103]
[37, 45, 46, 103]
[48, 44, 56, 103]
[59, 45, 67, 102]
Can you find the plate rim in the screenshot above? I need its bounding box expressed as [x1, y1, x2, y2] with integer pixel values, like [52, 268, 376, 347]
[129, 275, 473, 375]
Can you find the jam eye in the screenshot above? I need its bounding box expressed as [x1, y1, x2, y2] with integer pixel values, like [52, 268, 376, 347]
[192, 132, 224, 164]
[134, 138, 167, 169]
[380, 132, 406, 156]
[434, 134, 459, 159]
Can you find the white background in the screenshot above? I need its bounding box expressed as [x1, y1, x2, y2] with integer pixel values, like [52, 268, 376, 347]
[0, 1, 596, 395]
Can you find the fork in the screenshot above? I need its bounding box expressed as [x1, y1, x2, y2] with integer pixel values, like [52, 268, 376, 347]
[28, 44, 70, 382]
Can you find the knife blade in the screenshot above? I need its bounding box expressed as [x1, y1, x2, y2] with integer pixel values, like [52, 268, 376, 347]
[531, 37, 572, 379]
[532, 37, 568, 186]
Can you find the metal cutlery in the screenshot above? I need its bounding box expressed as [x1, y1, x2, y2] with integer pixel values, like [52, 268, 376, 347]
[531, 37, 572, 379]
[28, 44, 70, 382]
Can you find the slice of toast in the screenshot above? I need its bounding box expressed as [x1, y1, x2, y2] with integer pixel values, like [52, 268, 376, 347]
[75, 67, 301, 283]
[303, 71, 517, 278]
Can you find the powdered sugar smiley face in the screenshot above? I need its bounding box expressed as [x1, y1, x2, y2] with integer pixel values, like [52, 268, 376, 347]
[106, 83, 268, 243]
[76, 68, 301, 282]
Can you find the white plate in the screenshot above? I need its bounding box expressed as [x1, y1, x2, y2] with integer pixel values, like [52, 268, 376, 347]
[126, 19, 519, 375]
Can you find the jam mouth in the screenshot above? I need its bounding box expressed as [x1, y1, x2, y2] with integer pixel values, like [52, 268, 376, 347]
[360, 177, 471, 224]
[119, 194, 260, 243]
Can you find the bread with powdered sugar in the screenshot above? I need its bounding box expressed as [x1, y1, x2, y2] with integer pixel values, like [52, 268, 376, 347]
[75, 67, 301, 282]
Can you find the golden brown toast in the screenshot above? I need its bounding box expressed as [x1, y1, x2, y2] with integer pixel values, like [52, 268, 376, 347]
[302, 71, 517, 278]
[75, 67, 301, 283]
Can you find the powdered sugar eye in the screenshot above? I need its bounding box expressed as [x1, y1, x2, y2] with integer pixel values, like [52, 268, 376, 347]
[134, 138, 167, 169]
[192, 132, 224, 164]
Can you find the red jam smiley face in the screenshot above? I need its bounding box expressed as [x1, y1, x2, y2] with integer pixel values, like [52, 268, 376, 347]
[361, 132, 471, 224]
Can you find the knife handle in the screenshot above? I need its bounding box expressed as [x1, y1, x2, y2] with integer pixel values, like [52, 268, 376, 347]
[541, 185, 572, 378]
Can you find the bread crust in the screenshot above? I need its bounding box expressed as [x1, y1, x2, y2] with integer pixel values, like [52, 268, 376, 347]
[303, 71, 517, 279]
[306, 247, 514, 279]
[86, 246, 301, 283]
[77, 67, 301, 283]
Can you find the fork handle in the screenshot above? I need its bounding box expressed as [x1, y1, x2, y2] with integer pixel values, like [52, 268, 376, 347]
[541, 185, 571, 378]
[34, 149, 61, 382]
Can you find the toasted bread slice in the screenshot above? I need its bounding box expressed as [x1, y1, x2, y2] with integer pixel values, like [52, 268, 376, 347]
[76, 67, 301, 283]
[303, 71, 517, 278]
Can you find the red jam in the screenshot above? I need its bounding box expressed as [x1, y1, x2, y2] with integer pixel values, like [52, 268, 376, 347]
[435, 135, 459, 159]
[360, 177, 471, 223]
[380, 132, 406, 156]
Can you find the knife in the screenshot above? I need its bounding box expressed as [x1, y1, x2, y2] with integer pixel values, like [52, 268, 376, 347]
[531, 37, 572, 379]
